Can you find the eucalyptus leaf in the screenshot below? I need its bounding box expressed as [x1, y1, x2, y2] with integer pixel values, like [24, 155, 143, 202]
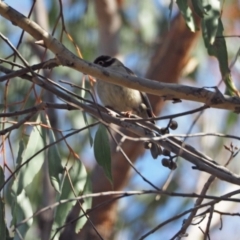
[14, 114, 45, 194]
[10, 190, 33, 240]
[176, 0, 197, 32]
[10, 115, 44, 238]
[75, 175, 92, 232]
[52, 159, 89, 238]
[94, 124, 112, 184]
[201, 0, 221, 45]
[0, 165, 4, 188]
[16, 140, 25, 167]
[45, 116, 63, 193]
[191, 0, 206, 18]
[81, 78, 93, 147]
[203, 17, 238, 95]
[0, 166, 7, 240]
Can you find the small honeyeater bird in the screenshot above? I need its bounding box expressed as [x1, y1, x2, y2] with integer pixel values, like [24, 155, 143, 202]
[94, 55, 160, 159]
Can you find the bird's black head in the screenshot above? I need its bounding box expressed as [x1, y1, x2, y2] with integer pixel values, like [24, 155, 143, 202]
[93, 55, 116, 67]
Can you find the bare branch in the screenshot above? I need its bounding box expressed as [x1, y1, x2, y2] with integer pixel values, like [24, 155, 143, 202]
[14, 188, 240, 229]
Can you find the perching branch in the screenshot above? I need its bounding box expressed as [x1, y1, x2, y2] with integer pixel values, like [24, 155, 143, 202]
[1, 63, 240, 186]
[0, 2, 240, 112]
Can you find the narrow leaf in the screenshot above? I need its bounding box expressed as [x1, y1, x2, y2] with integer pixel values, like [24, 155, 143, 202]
[45, 115, 63, 193]
[203, 16, 238, 95]
[81, 77, 93, 147]
[176, 0, 197, 32]
[16, 140, 25, 166]
[0, 165, 4, 188]
[201, 0, 221, 45]
[0, 166, 7, 240]
[52, 159, 89, 238]
[191, 0, 206, 18]
[15, 114, 45, 194]
[94, 125, 112, 184]
[10, 190, 33, 240]
[75, 175, 92, 232]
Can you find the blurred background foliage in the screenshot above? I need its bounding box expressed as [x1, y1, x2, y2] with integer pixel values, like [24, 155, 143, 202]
[1, 0, 240, 240]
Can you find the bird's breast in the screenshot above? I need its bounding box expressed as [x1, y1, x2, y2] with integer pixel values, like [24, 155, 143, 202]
[96, 81, 142, 113]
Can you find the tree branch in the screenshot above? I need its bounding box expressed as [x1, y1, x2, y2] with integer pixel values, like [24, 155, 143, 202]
[1, 65, 240, 185]
[0, 2, 240, 112]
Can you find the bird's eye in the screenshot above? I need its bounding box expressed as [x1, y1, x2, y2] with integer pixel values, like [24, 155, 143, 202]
[98, 61, 104, 65]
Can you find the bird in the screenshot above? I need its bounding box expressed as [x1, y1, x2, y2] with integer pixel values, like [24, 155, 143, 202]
[93, 55, 160, 159]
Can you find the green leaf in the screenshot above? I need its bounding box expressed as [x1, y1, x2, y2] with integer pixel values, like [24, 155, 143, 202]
[16, 140, 25, 167]
[202, 13, 238, 95]
[9, 115, 44, 238]
[82, 112, 93, 147]
[10, 190, 33, 240]
[0, 166, 7, 240]
[191, 0, 206, 18]
[45, 116, 63, 193]
[94, 125, 112, 184]
[0, 166, 4, 188]
[176, 0, 197, 32]
[207, 20, 229, 71]
[52, 159, 89, 238]
[201, 0, 221, 45]
[81, 78, 93, 147]
[75, 176, 92, 232]
[14, 114, 45, 195]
